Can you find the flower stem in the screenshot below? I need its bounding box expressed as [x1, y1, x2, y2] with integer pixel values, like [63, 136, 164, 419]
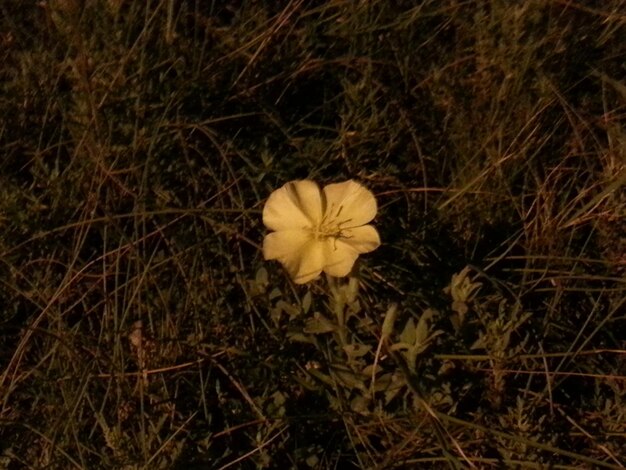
[326, 274, 349, 348]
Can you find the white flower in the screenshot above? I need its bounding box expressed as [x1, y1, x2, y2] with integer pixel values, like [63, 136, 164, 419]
[262, 179, 381, 283]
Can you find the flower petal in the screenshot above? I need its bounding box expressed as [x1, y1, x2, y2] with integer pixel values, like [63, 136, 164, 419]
[285, 239, 326, 284]
[340, 225, 381, 253]
[322, 180, 377, 228]
[263, 231, 325, 283]
[263, 180, 323, 231]
[323, 239, 359, 277]
[262, 229, 311, 260]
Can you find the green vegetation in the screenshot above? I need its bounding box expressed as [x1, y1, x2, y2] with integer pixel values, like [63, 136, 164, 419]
[1, 0, 624, 468]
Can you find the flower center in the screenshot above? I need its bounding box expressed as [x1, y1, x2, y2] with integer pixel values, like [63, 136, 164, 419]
[311, 221, 343, 240]
[309, 204, 352, 241]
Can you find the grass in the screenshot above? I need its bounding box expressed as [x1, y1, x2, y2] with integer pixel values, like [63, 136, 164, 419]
[0, 0, 625, 468]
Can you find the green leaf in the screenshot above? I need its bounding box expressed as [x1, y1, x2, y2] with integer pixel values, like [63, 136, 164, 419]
[350, 395, 369, 413]
[255, 266, 268, 286]
[301, 290, 312, 314]
[286, 331, 314, 344]
[307, 368, 335, 387]
[362, 364, 383, 377]
[399, 317, 416, 345]
[303, 312, 337, 334]
[276, 299, 300, 319]
[331, 364, 366, 391]
[269, 287, 282, 300]
[343, 343, 372, 358]
[415, 308, 435, 346]
[381, 303, 398, 339]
